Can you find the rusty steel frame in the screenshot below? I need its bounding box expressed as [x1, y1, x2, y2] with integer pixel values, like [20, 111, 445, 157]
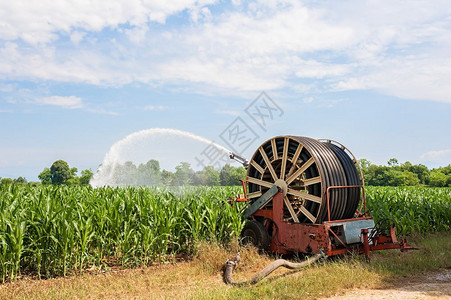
[251, 191, 417, 259]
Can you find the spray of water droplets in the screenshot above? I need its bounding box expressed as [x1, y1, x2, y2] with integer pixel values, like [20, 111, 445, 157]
[90, 128, 232, 187]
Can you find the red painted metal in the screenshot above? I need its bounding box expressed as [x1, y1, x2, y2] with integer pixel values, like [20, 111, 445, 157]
[250, 191, 417, 258]
[390, 225, 398, 243]
[252, 209, 273, 220]
[240, 179, 247, 199]
[231, 180, 249, 204]
[266, 192, 330, 255]
[325, 216, 373, 224]
[362, 228, 370, 261]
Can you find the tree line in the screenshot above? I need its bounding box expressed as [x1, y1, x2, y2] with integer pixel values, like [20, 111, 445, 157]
[0, 159, 247, 187]
[97, 160, 246, 186]
[1, 158, 450, 187]
[361, 158, 451, 187]
[0, 160, 94, 186]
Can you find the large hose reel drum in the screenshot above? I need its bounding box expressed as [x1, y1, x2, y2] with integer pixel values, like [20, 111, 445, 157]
[246, 136, 362, 224]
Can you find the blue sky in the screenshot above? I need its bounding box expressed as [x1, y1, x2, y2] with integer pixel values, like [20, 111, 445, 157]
[1, 0, 451, 181]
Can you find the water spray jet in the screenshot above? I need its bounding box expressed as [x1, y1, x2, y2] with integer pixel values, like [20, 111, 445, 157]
[90, 128, 237, 188]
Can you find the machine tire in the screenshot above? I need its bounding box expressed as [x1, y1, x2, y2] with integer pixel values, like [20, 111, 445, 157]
[241, 220, 270, 251]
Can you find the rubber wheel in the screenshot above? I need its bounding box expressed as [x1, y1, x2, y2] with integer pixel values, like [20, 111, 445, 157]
[241, 220, 270, 250]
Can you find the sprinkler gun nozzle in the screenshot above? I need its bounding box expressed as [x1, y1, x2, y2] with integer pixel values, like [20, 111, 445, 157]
[229, 152, 249, 168]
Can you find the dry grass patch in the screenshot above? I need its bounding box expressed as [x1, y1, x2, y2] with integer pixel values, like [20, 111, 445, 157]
[193, 256, 383, 300]
[0, 232, 449, 300]
[192, 240, 271, 276]
[0, 241, 270, 300]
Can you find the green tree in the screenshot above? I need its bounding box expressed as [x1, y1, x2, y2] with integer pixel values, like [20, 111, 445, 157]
[192, 170, 203, 185]
[50, 160, 73, 185]
[114, 161, 138, 186]
[359, 159, 371, 170]
[401, 162, 429, 185]
[67, 177, 80, 185]
[233, 166, 246, 183]
[436, 164, 451, 175]
[387, 170, 419, 186]
[13, 177, 27, 184]
[80, 169, 94, 185]
[220, 164, 246, 185]
[174, 162, 194, 185]
[38, 167, 52, 184]
[198, 166, 220, 186]
[359, 159, 372, 184]
[137, 159, 161, 186]
[161, 169, 174, 185]
[1, 178, 13, 185]
[220, 164, 235, 185]
[428, 171, 447, 187]
[70, 167, 78, 178]
[367, 165, 391, 186]
[361, 159, 423, 186]
[433, 165, 451, 186]
[387, 158, 399, 167]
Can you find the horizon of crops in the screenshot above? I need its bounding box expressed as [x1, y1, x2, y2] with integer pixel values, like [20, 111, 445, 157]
[0, 184, 450, 282]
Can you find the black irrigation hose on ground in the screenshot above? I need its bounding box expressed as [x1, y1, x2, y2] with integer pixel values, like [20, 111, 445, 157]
[223, 250, 326, 286]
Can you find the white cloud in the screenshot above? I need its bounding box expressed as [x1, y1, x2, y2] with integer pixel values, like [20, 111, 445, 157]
[36, 96, 84, 109]
[333, 54, 451, 103]
[190, 6, 212, 23]
[303, 97, 314, 103]
[0, 83, 14, 92]
[420, 149, 451, 164]
[0, 0, 216, 44]
[86, 108, 119, 116]
[1, 0, 451, 103]
[0, 42, 120, 85]
[143, 105, 166, 111]
[34, 96, 119, 114]
[125, 26, 149, 44]
[70, 31, 86, 45]
[294, 60, 350, 79]
[154, 58, 285, 91]
[184, 4, 354, 57]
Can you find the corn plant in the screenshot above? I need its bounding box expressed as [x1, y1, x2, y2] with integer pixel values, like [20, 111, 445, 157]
[366, 186, 451, 235]
[0, 184, 245, 281]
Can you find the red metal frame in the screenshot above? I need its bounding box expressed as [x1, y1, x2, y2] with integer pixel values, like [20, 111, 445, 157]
[249, 190, 417, 259]
[230, 180, 248, 205]
[236, 180, 248, 202]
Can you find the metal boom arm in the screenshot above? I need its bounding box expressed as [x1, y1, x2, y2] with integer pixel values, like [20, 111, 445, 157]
[243, 185, 279, 219]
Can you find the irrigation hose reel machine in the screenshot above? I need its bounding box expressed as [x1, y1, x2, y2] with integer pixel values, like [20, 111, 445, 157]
[230, 136, 417, 260]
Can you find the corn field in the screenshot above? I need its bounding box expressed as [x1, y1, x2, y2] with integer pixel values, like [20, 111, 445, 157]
[0, 184, 245, 281]
[0, 184, 450, 282]
[366, 186, 451, 235]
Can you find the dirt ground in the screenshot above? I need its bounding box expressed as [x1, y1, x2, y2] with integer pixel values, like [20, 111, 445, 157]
[321, 269, 451, 300]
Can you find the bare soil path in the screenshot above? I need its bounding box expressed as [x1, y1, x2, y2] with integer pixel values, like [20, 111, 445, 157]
[321, 269, 451, 300]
